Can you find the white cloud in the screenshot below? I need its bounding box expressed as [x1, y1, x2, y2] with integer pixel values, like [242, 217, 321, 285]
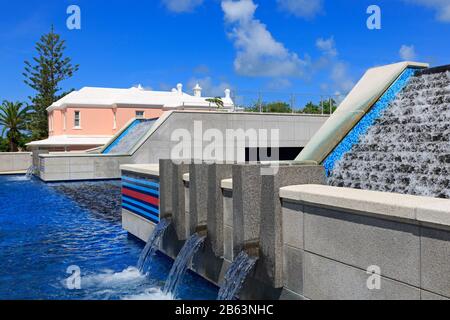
[331, 62, 355, 94]
[315, 36, 354, 95]
[399, 44, 417, 60]
[277, 0, 323, 19]
[161, 0, 204, 13]
[267, 78, 292, 90]
[316, 37, 337, 57]
[222, 0, 258, 23]
[187, 76, 232, 97]
[403, 0, 450, 22]
[221, 0, 309, 77]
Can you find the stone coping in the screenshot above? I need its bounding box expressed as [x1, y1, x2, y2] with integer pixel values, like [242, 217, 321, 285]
[183, 173, 190, 182]
[221, 178, 233, 190]
[280, 184, 450, 228]
[0, 152, 31, 155]
[40, 153, 129, 158]
[0, 171, 27, 175]
[172, 110, 331, 118]
[120, 164, 159, 176]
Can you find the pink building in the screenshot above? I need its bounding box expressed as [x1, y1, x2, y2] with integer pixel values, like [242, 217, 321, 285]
[28, 83, 234, 151]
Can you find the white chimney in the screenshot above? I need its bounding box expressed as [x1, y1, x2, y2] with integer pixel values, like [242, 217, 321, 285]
[177, 83, 183, 95]
[193, 83, 202, 97]
[224, 88, 231, 99]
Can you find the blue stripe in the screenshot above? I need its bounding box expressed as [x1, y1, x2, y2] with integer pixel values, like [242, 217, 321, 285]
[122, 176, 159, 189]
[122, 196, 159, 215]
[123, 203, 159, 223]
[122, 182, 159, 197]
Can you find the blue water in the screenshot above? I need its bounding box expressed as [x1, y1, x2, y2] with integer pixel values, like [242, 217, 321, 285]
[0, 175, 217, 300]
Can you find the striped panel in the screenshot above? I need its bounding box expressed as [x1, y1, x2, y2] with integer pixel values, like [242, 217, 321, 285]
[121, 175, 160, 223]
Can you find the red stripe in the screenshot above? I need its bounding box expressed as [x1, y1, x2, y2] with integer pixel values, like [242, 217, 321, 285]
[122, 188, 159, 207]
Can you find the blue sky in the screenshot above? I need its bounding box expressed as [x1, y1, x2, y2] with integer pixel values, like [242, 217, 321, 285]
[0, 0, 449, 106]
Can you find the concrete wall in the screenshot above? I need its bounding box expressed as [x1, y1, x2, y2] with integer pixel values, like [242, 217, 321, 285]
[121, 162, 450, 300]
[38, 111, 328, 182]
[0, 152, 32, 173]
[279, 185, 450, 300]
[132, 111, 328, 164]
[120, 162, 326, 300]
[39, 154, 130, 181]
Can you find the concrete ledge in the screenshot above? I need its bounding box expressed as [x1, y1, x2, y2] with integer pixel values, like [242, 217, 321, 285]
[221, 178, 233, 190]
[0, 171, 27, 175]
[122, 209, 156, 242]
[280, 185, 450, 228]
[120, 164, 159, 177]
[0, 152, 32, 173]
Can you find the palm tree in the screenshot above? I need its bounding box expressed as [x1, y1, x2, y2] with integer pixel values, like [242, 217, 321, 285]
[0, 101, 31, 152]
[206, 97, 224, 109]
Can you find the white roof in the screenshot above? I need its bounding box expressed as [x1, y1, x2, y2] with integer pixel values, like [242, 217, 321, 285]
[27, 135, 112, 147]
[47, 85, 234, 111]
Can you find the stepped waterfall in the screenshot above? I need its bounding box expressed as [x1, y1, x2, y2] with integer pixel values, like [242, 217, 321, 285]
[329, 69, 450, 198]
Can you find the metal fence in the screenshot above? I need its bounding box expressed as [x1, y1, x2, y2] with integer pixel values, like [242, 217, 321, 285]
[230, 90, 345, 115]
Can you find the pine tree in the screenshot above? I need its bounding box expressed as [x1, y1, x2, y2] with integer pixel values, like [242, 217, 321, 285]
[23, 26, 79, 140]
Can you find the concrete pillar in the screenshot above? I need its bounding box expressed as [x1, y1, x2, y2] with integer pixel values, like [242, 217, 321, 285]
[232, 164, 263, 258]
[189, 162, 211, 235]
[259, 164, 326, 288]
[172, 162, 190, 240]
[207, 163, 233, 257]
[159, 159, 173, 219]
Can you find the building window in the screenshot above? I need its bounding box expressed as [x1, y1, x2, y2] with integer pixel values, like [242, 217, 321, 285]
[136, 111, 144, 119]
[74, 111, 81, 128]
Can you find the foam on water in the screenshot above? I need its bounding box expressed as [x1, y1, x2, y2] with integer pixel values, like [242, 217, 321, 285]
[122, 288, 174, 300]
[80, 267, 146, 288]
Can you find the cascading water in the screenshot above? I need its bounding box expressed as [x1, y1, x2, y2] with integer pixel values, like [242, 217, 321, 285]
[163, 233, 206, 297]
[104, 119, 156, 154]
[217, 251, 258, 301]
[25, 165, 35, 178]
[137, 219, 171, 273]
[329, 69, 450, 198]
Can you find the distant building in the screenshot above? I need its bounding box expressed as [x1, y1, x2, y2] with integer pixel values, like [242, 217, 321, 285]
[27, 83, 234, 151]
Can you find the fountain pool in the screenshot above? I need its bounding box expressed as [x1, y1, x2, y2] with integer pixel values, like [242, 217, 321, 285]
[0, 176, 217, 300]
